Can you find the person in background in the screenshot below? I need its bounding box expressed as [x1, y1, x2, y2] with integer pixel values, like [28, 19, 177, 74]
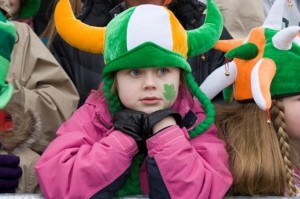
[7, 0, 41, 28]
[33, 0, 55, 35]
[200, 0, 300, 196]
[0, 0, 79, 193]
[199, 0, 299, 39]
[35, 0, 232, 198]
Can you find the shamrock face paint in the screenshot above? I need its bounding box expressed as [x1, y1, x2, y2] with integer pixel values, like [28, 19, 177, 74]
[163, 83, 176, 108]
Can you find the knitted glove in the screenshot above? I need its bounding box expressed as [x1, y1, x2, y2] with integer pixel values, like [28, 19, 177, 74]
[0, 11, 16, 108]
[148, 108, 182, 136]
[0, 154, 22, 193]
[168, 0, 206, 30]
[113, 109, 149, 152]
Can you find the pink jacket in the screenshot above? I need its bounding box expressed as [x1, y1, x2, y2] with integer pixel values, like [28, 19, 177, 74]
[35, 85, 232, 199]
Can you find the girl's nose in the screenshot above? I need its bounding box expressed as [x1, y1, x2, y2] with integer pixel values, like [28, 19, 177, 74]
[143, 73, 156, 90]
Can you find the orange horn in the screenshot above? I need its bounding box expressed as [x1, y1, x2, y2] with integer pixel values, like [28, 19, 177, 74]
[54, 0, 105, 53]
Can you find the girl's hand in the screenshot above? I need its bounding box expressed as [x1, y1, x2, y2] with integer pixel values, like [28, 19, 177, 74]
[148, 108, 182, 135]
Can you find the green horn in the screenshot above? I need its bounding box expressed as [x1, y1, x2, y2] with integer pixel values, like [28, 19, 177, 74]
[225, 43, 259, 60]
[187, 0, 224, 57]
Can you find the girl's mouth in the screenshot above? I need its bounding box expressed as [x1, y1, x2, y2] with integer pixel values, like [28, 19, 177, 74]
[141, 97, 161, 105]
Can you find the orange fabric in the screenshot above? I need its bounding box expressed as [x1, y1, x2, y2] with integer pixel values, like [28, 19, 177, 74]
[214, 39, 244, 52]
[167, 9, 188, 58]
[234, 27, 266, 100]
[257, 58, 276, 110]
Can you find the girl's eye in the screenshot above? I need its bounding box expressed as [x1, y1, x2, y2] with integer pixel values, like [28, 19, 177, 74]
[129, 69, 142, 76]
[157, 68, 169, 75]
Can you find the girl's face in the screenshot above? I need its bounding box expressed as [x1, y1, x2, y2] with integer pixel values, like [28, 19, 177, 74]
[116, 67, 181, 114]
[282, 95, 300, 150]
[9, 0, 21, 16]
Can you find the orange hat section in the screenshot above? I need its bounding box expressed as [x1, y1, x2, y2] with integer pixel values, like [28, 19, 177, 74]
[234, 27, 266, 100]
[166, 9, 188, 58]
[214, 39, 244, 53]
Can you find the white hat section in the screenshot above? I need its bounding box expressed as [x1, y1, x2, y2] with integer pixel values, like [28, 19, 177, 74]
[126, 5, 173, 51]
[251, 59, 267, 110]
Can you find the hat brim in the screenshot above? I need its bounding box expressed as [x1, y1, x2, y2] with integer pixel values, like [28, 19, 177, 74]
[102, 42, 191, 77]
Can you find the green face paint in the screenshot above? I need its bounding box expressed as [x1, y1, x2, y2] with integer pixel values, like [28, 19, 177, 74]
[163, 83, 176, 108]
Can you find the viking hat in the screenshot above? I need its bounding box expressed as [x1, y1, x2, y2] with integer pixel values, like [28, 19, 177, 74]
[55, 0, 223, 137]
[200, 0, 300, 115]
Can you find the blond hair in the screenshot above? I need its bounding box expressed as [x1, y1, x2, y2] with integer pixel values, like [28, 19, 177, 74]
[215, 100, 298, 196]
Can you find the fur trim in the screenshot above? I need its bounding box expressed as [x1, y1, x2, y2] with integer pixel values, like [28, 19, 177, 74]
[0, 95, 41, 152]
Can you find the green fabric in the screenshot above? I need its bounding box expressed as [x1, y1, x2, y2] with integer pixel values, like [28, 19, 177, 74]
[19, 0, 41, 19]
[0, 16, 16, 60]
[103, 42, 191, 77]
[0, 11, 16, 108]
[187, 0, 223, 56]
[225, 43, 259, 60]
[104, 7, 133, 65]
[264, 29, 300, 98]
[0, 56, 13, 108]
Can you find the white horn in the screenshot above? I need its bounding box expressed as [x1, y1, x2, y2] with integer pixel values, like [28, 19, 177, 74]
[263, 0, 286, 30]
[272, 26, 300, 50]
[200, 61, 237, 99]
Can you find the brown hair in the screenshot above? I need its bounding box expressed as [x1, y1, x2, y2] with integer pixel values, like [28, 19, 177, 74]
[215, 100, 298, 196]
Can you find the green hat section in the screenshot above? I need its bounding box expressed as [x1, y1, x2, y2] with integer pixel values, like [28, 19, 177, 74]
[0, 11, 16, 108]
[265, 29, 300, 98]
[19, 0, 41, 19]
[103, 42, 191, 75]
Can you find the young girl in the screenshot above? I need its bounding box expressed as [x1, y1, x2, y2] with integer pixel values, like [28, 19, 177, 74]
[35, 0, 233, 198]
[200, 0, 300, 196]
[215, 98, 300, 196]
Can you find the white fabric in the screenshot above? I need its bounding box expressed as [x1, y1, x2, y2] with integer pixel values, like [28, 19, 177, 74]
[127, 5, 172, 51]
[264, 0, 300, 28]
[251, 59, 267, 110]
[200, 61, 237, 99]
